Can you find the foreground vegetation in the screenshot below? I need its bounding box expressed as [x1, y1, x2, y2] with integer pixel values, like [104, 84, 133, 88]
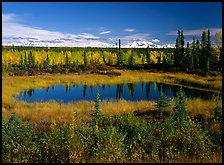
[2, 89, 222, 163]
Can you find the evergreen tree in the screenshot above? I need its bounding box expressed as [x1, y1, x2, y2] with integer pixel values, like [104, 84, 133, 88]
[19, 54, 24, 70]
[102, 52, 106, 65]
[206, 29, 211, 72]
[117, 39, 123, 66]
[155, 91, 170, 111]
[44, 54, 51, 71]
[192, 37, 199, 69]
[8, 61, 13, 72]
[174, 38, 179, 67]
[146, 46, 150, 64]
[157, 52, 161, 65]
[200, 31, 207, 69]
[163, 48, 168, 66]
[28, 51, 34, 68]
[180, 30, 185, 67]
[173, 88, 188, 129]
[65, 53, 70, 68]
[31, 52, 35, 68]
[195, 39, 200, 69]
[89, 93, 103, 128]
[24, 52, 28, 69]
[213, 96, 221, 122]
[186, 42, 193, 71]
[129, 49, 135, 67]
[108, 57, 112, 65]
[215, 32, 222, 65]
[141, 54, 145, 65]
[83, 50, 87, 66]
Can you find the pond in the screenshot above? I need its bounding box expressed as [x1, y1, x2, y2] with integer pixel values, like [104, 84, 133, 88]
[14, 82, 221, 103]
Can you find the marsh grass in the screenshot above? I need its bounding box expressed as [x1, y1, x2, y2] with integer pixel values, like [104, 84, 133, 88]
[2, 70, 222, 125]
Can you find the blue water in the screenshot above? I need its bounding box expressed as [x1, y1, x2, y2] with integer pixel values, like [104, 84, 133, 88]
[14, 82, 221, 103]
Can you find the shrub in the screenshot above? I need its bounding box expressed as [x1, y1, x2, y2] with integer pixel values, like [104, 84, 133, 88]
[213, 96, 222, 122]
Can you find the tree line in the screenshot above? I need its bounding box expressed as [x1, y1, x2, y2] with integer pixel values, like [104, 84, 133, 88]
[2, 29, 222, 74]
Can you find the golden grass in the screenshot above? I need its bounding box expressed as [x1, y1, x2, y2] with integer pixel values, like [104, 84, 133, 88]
[2, 70, 222, 124]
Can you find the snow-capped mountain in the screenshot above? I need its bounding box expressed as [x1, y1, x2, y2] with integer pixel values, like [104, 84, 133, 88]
[2, 38, 174, 48]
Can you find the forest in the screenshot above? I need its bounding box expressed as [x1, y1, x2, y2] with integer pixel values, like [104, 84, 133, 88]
[2, 29, 222, 76]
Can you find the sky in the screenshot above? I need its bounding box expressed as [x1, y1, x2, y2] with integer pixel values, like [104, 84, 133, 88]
[2, 2, 222, 48]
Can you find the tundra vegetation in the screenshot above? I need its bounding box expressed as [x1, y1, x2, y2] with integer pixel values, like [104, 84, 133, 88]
[2, 30, 222, 163]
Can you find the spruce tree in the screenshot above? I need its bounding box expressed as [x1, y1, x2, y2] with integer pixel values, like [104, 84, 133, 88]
[180, 30, 185, 67]
[173, 88, 188, 129]
[108, 57, 111, 65]
[192, 37, 199, 69]
[146, 46, 150, 64]
[19, 54, 24, 70]
[200, 31, 207, 69]
[28, 51, 32, 68]
[174, 38, 179, 67]
[24, 52, 28, 69]
[195, 39, 200, 69]
[213, 96, 221, 122]
[44, 54, 51, 71]
[186, 42, 193, 71]
[83, 50, 87, 66]
[117, 39, 123, 66]
[206, 29, 211, 72]
[89, 93, 103, 128]
[129, 49, 135, 67]
[65, 53, 70, 68]
[155, 91, 170, 111]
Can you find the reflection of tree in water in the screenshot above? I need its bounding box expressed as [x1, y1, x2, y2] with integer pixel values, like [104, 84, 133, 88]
[102, 85, 105, 91]
[27, 89, 34, 97]
[183, 87, 215, 99]
[141, 82, 144, 92]
[127, 83, 136, 97]
[52, 86, 54, 90]
[173, 86, 180, 97]
[146, 82, 150, 99]
[83, 85, 87, 98]
[116, 84, 123, 99]
[90, 86, 93, 93]
[24, 90, 27, 97]
[45, 86, 49, 93]
[161, 84, 172, 97]
[157, 83, 162, 94]
[153, 82, 157, 91]
[65, 84, 71, 94]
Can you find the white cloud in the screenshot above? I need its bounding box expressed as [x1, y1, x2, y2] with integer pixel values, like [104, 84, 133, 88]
[151, 39, 160, 43]
[2, 13, 116, 47]
[99, 31, 111, 35]
[167, 28, 222, 36]
[124, 28, 135, 32]
[2, 13, 169, 48]
[119, 33, 151, 42]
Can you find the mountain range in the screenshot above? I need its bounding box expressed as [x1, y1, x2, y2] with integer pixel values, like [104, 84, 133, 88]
[2, 37, 174, 48]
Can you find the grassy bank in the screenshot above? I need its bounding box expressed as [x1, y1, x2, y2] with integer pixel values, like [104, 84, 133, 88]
[2, 70, 222, 124]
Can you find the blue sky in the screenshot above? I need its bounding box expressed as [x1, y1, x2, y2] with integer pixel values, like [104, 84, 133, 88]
[2, 2, 222, 47]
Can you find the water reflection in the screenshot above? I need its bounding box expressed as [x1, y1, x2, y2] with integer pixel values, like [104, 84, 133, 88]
[15, 82, 221, 103]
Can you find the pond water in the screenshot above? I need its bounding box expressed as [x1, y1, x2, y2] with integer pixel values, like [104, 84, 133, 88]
[14, 82, 221, 103]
